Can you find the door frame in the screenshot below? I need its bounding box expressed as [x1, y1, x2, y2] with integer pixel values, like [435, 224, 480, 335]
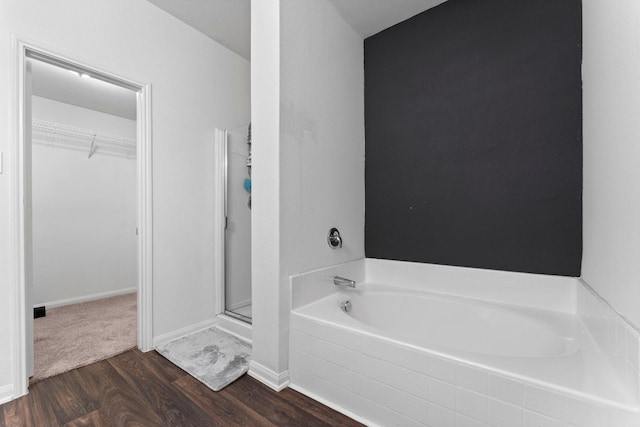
[9, 36, 154, 398]
[213, 129, 227, 317]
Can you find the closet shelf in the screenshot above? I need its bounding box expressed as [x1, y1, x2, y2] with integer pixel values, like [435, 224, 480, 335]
[32, 119, 136, 158]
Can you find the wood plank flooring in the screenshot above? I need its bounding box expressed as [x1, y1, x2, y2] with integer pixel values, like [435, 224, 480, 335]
[1, 349, 363, 427]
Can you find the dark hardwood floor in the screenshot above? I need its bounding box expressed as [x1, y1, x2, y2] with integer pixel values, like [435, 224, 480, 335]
[0, 349, 363, 427]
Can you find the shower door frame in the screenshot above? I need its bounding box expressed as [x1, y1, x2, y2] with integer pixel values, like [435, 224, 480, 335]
[215, 128, 252, 325]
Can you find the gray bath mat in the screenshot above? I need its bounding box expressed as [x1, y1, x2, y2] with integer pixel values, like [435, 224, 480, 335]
[156, 326, 251, 391]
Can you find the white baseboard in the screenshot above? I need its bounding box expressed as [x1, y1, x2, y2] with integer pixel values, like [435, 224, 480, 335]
[0, 384, 14, 405]
[35, 287, 137, 310]
[214, 314, 252, 344]
[248, 361, 289, 391]
[152, 318, 218, 348]
[288, 383, 377, 427]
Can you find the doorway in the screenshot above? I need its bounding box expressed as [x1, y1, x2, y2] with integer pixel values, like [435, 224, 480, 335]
[10, 39, 153, 397]
[29, 57, 138, 381]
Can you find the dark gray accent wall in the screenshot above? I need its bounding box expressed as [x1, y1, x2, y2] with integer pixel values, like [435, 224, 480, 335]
[364, 0, 582, 276]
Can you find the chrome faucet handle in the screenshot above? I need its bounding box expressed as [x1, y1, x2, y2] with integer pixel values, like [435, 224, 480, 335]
[328, 228, 343, 249]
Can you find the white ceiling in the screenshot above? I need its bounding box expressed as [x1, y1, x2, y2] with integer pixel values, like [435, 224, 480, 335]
[145, 0, 448, 60]
[31, 59, 137, 121]
[146, 0, 251, 60]
[327, 0, 448, 38]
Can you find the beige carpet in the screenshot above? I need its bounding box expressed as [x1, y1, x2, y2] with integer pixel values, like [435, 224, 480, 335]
[32, 292, 137, 383]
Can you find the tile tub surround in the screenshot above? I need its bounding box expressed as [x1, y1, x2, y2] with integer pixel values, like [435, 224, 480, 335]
[288, 260, 640, 425]
[289, 290, 640, 427]
[577, 280, 640, 408]
[290, 259, 365, 310]
[364, 258, 577, 313]
[290, 315, 640, 426]
[292, 258, 576, 312]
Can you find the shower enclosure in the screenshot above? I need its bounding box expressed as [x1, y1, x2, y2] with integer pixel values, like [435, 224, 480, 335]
[223, 125, 252, 323]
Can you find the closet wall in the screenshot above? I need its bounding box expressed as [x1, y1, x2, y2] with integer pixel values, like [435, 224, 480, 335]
[31, 96, 137, 307]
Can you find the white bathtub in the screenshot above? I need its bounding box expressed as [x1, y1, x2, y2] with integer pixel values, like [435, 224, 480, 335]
[289, 279, 639, 427]
[337, 286, 578, 358]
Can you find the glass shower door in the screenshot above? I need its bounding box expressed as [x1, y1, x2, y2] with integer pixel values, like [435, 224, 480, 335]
[224, 125, 252, 323]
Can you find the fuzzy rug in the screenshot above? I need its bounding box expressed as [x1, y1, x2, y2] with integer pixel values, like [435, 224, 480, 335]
[156, 326, 251, 391]
[32, 292, 137, 382]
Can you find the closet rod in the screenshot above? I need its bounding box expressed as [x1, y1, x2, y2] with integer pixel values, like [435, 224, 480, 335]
[32, 119, 136, 159]
[32, 119, 136, 149]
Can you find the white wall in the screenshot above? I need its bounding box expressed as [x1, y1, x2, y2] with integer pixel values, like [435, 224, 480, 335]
[250, 0, 365, 383]
[582, 0, 640, 327]
[250, 0, 282, 382]
[0, 0, 250, 397]
[31, 96, 137, 306]
[279, 0, 365, 275]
